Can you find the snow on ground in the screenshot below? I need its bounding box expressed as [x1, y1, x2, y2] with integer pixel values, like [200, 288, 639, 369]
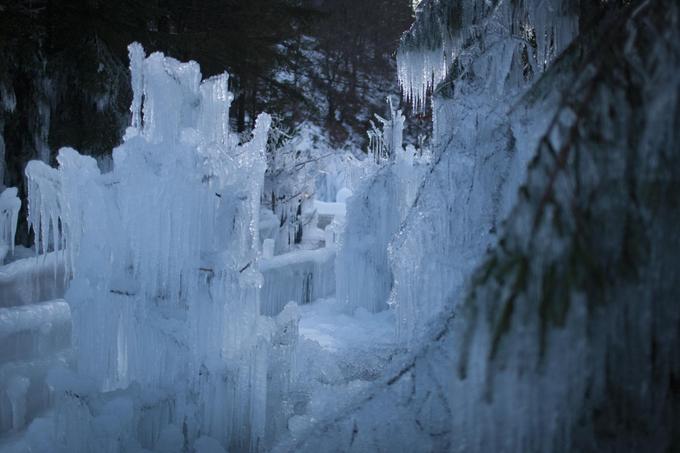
[280, 297, 402, 444]
[298, 298, 395, 354]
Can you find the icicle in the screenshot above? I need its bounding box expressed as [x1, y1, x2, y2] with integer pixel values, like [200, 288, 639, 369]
[397, 0, 578, 109]
[25, 161, 61, 256]
[397, 46, 451, 111]
[128, 42, 146, 131]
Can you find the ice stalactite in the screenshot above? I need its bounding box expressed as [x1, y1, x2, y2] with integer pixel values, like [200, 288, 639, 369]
[25, 162, 61, 257]
[0, 83, 17, 114]
[397, 46, 451, 112]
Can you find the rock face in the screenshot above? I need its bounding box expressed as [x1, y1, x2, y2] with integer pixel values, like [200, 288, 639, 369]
[283, 1, 680, 451]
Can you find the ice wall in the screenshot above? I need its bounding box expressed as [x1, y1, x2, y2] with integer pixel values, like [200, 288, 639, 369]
[391, 0, 580, 344]
[391, 92, 559, 343]
[335, 163, 416, 314]
[0, 132, 4, 189]
[367, 98, 406, 164]
[0, 299, 70, 373]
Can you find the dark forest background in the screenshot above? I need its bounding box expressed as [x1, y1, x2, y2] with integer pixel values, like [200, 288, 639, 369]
[0, 0, 419, 243]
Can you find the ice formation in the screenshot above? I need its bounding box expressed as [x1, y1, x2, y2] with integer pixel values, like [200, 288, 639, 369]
[17, 43, 291, 451]
[397, 0, 579, 109]
[336, 99, 429, 314]
[392, 0, 581, 344]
